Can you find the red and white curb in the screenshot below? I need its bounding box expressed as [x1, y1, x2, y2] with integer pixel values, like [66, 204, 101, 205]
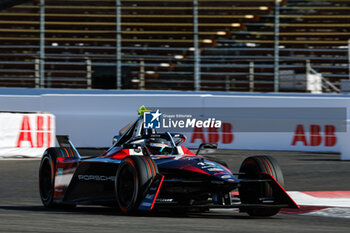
[282, 191, 350, 219]
[288, 191, 350, 208]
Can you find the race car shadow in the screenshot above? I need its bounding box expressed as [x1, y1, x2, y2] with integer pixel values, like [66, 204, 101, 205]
[0, 205, 282, 220]
[0, 205, 124, 216]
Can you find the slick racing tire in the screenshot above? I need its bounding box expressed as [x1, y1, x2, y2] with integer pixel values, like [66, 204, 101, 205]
[39, 152, 56, 207]
[115, 156, 158, 214]
[238, 155, 284, 217]
[39, 148, 76, 209]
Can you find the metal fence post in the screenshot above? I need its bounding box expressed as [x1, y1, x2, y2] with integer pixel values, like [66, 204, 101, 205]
[306, 59, 310, 77]
[86, 58, 92, 89]
[225, 76, 230, 91]
[39, 0, 45, 88]
[249, 61, 255, 92]
[34, 58, 40, 88]
[140, 60, 145, 90]
[193, 0, 200, 91]
[116, 0, 122, 89]
[274, 0, 280, 92]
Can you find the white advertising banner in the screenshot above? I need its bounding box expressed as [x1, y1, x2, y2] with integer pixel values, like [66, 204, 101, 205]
[0, 113, 55, 158]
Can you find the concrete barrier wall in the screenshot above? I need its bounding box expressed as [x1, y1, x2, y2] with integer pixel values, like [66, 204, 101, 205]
[0, 95, 41, 112]
[0, 92, 349, 159]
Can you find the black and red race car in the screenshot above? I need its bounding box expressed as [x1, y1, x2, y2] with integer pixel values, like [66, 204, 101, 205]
[39, 109, 299, 216]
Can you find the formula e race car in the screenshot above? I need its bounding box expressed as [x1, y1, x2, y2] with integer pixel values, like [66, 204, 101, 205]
[39, 108, 299, 216]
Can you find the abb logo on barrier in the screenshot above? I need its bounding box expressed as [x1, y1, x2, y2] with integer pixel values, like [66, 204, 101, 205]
[291, 124, 337, 147]
[190, 123, 336, 147]
[190, 123, 234, 144]
[17, 115, 53, 148]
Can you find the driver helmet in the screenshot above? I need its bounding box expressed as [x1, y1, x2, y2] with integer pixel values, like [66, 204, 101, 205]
[145, 138, 171, 155]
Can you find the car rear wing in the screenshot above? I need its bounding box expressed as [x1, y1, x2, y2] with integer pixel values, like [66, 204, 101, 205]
[56, 135, 81, 158]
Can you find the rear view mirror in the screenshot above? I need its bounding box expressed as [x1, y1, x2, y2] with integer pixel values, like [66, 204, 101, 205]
[172, 133, 187, 145]
[196, 143, 218, 156]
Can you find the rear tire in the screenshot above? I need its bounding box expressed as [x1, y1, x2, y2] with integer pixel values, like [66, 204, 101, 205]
[115, 156, 158, 214]
[39, 148, 76, 209]
[39, 154, 55, 207]
[238, 155, 284, 217]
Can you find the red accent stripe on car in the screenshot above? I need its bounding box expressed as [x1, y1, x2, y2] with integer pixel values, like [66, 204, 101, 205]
[186, 166, 211, 176]
[63, 148, 70, 158]
[57, 157, 65, 162]
[68, 148, 75, 157]
[181, 146, 196, 155]
[150, 175, 165, 210]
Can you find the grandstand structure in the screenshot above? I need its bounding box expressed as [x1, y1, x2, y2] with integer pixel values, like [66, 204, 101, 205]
[0, 0, 349, 92]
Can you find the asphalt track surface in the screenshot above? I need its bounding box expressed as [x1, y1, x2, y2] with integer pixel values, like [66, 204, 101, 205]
[1, 150, 350, 233]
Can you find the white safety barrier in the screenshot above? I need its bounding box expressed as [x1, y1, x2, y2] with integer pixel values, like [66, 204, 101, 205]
[0, 112, 55, 158]
[0, 92, 349, 160]
[201, 95, 347, 156]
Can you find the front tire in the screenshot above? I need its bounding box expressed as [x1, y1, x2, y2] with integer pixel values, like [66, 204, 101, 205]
[115, 156, 158, 214]
[238, 155, 284, 217]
